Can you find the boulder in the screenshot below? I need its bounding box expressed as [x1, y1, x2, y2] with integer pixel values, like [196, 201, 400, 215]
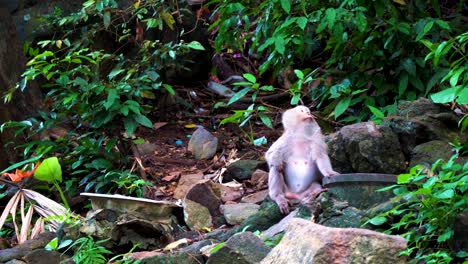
[183, 199, 213, 231]
[173, 173, 204, 200]
[207, 232, 271, 264]
[261, 218, 407, 264]
[223, 160, 268, 182]
[328, 122, 406, 174]
[221, 203, 261, 225]
[188, 127, 218, 160]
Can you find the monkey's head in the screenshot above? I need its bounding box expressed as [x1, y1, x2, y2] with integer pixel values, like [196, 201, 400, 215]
[282, 106, 317, 133]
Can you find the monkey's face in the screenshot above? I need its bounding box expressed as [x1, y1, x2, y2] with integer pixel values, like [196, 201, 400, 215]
[295, 106, 314, 122]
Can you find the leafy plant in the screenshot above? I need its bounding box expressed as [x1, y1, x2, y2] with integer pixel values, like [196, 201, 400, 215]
[64, 236, 111, 264]
[366, 151, 467, 263]
[209, 0, 465, 123]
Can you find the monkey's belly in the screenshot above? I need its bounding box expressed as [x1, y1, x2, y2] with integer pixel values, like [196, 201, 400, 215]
[284, 158, 318, 193]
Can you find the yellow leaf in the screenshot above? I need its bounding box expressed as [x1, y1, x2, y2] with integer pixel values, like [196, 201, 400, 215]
[56, 40, 62, 49]
[393, 0, 406, 5]
[134, 0, 140, 9]
[161, 13, 175, 30]
[141, 90, 155, 99]
[184, 123, 197, 129]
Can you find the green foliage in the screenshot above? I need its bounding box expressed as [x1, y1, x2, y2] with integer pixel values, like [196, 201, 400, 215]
[2, 0, 204, 196]
[209, 0, 465, 122]
[366, 151, 467, 263]
[34, 157, 70, 208]
[65, 236, 112, 264]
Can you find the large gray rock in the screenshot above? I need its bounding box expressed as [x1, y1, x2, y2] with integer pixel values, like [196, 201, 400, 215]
[382, 98, 466, 158]
[183, 199, 213, 231]
[221, 203, 260, 225]
[328, 122, 406, 174]
[207, 232, 271, 264]
[261, 218, 407, 264]
[188, 127, 218, 160]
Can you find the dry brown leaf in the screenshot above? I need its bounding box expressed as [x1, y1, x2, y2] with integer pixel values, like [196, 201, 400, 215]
[30, 218, 45, 239]
[19, 205, 34, 243]
[0, 191, 21, 231]
[153, 122, 168, 130]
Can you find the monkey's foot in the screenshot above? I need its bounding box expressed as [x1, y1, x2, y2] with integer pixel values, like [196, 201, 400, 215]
[275, 196, 290, 214]
[301, 188, 328, 203]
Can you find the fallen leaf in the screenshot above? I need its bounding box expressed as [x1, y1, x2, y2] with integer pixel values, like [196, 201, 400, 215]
[162, 171, 181, 182]
[153, 122, 168, 130]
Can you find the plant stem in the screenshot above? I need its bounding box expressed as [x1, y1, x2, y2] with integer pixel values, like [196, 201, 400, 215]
[53, 181, 70, 209]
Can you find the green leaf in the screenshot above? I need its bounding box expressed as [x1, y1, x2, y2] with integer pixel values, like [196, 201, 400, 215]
[108, 68, 125, 80]
[430, 87, 458, 103]
[294, 70, 304, 79]
[161, 12, 175, 30]
[449, 68, 464, 87]
[280, 0, 291, 14]
[397, 173, 412, 184]
[456, 87, 468, 104]
[0, 155, 43, 174]
[334, 97, 351, 119]
[104, 89, 119, 110]
[415, 20, 434, 41]
[103, 11, 111, 29]
[398, 73, 408, 96]
[187, 41, 205, 51]
[402, 58, 416, 76]
[368, 105, 384, 118]
[369, 216, 387, 226]
[437, 229, 453, 242]
[274, 36, 286, 55]
[325, 8, 336, 29]
[135, 114, 153, 128]
[243, 73, 256, 83]
[296, 17, 307, 30]
[228, 87, 251, 105]
[163, 84, 175, 95]
[34, 157, 62, 183]
[124, 118, 137, 136]
[434, 189, 454, 199]
[290, 93, 301, 105]
[259, 113, 273, 128]
[355, 12, 367, 32]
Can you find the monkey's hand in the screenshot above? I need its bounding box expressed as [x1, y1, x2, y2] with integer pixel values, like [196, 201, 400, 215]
[323, 170, 339, 177]
[274, 196, 290, 214]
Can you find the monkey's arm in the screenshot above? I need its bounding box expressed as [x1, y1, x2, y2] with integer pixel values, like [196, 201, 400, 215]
[265, 137, 290, 214]
[311, 139, 339, 177]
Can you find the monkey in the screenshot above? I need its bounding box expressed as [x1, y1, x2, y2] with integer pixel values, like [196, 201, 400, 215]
[265, 106, 339, 214]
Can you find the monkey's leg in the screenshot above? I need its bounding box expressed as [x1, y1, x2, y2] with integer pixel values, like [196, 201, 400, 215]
[299, 182, 327, 202]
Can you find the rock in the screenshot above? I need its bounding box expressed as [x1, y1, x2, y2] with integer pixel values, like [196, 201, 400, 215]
[409, 140, 463, 168]
[180, 240, 215, 254]
[328, 122, 406, 174]
[261, 209, 300, 239]
[223, 160, 268, 182]
[135, 141, 158, 155]
[132, 251, 203, 264]
[454, 212, 468, 253]
[0, 232, 55, 263]
[241, 190, 268, 204]
[188, 127, 218, 160]
[221, 203, 261, 225]
[261, 218, 407, 264]
[206, 81, 235, 98]
[207, 232, 271, 264]
[382, 98, 467, 157]
[245, 169, 268, 190]
[322, 173, 397, 210]
[173, 173, 204, 200]
[183, 199, 213, 231]
[112, 214, 174, 249]
[238, 199, 285, 233]
[185, 181, 222, 217]
[221, 184, 244, 202]
[23, 249, 63, 264]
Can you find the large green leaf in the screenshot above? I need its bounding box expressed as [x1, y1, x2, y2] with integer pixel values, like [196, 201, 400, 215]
[334, 97, 351, 119]
[34, 157, 62, 183]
